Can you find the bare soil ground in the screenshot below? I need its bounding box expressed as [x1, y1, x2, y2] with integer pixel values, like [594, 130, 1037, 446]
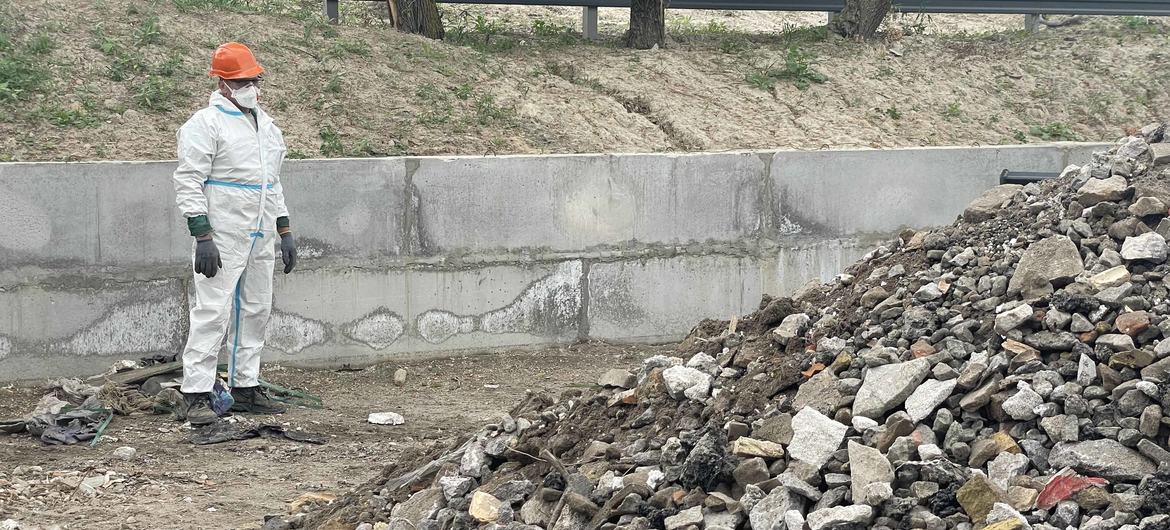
[1, 0, 1168, 161]
[0, 342, 672, 530]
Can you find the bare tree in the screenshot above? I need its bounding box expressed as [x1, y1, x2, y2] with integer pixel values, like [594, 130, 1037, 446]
[389, 0, 444, 39]
[626, 0, 665, 49]
[829, 0, 891, 39]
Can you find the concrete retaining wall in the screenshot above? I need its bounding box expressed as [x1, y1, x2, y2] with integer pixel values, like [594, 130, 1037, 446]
[0, 142, 1108, 380]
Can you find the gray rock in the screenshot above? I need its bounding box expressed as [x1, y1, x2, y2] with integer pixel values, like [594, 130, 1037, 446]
[918, 444, 945, 461]
[987, 452, 1030, 491]
[749, 487, 804, 530]
[1141, 405, 1162, 438]
[1024, 331, 1079, 352]
[1071, 313, 1095, 333]
[774, 313, 811, 344]
[705, 510, 744, 530]
[788, 407, 848, 470]
[932, 362, 959, 381]
[1051, 500, 1080, 528]
[1078, 175, 1127, 206]
[1138, 438, 1170, 465]
[686, 352, 719, 375]
[740, 484, 766, 513]
[439, 476, 476, 501]
[661, 366, 712, 401]
[1131, 196, 1167, 217]
[1045, 309, 1073, 330]
[916, 283, 944, 302]
[1121, 233, 1168, 262]
[664, 506, 703, 530]
[792, 370, 842, 416]
[1048, 439, 1156, 481]
[1040, 415, 1079, 443]
[986, 502, 1029, 528]
[1078, 354, 1098, 386]
[1002, 381, 1044, 421]
[964, 185, 1023, 222]
[848, 441, 893, 507]
[461, 442, 489, 478]
[904, 378, 957, 423]
[776, 473, 823, 501]
[911, 481, 941, 499]
[1097, 282, 1136, 307]
[806, 505, 873, 530]
[1008, 236, 1084, 300]
[391, 488, 444, 529]
[754, 413, 794, 445]
[734, 457, 770, 486]
[112, 446, 137, 460]
[995, 304, 1034, 336]
[598, 369, 636, 389]
[853, 359, 931, 419]
[1098, 333, 1137, 351]
[1141, 355, 1170, 383]
[782, 511, 806, 530]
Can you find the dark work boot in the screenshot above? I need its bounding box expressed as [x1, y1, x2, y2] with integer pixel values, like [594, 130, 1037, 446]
[229, 386, 287, 414]
[181, 392, 219, 426]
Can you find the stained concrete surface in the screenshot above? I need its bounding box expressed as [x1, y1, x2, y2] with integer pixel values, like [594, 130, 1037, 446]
[0, 143, 1109, 380]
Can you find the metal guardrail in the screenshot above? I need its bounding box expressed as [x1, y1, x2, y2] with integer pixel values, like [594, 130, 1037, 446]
[324, 0, 1170, 37]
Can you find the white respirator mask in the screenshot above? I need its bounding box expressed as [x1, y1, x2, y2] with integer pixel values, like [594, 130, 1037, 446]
[229, 84, 259, 109]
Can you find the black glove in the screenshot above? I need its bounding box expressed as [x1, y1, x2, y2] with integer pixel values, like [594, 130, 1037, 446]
[194, 238, 222, 278]
[280, 233, 297, 274]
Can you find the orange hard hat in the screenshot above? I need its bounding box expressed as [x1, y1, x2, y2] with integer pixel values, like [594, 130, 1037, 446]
[208, 42, 264, 79]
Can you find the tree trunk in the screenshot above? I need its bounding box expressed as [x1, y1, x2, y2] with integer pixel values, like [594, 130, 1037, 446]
[829, 0, 891, 39]
[626, 0, 665, 49]
[391, 0, 444, 39]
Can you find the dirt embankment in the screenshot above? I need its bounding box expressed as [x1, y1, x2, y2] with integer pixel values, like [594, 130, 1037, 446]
[1, 0, 1168, 161]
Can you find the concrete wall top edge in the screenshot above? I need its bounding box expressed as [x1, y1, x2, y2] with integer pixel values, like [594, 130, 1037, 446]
[0, 142, 1113, 167]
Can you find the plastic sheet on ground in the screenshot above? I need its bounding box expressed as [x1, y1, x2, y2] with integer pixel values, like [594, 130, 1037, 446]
[190, 422, 327, 445]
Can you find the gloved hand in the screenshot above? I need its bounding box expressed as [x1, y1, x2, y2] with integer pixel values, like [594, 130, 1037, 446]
[194, 238, 222, 278]
[280, 233, 297, 274]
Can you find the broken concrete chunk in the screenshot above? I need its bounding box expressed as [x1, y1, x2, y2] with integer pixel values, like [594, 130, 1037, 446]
[598, 369, 636, 389]
[1077, 175, 1127, 206]
[1048, 439, 1156, 481]
[805, 505, 873, 530]
[1007, 236, 1084, 300]
[903, 378, 957, 423]
[1121, 232, 1168, 262]
[661, 366, 712, 401]
[1088, 265, 1131, 290]
[852, 358, 931, 419]
[787, 407, 847, 470]
[731, 437, 785, 459]
[988, 452, 1031, 491]
[995, 304, 1034, 336]
[964, 184, 1023, 222]
[663, 506, 702, 530]
[847, 441, 893, 507]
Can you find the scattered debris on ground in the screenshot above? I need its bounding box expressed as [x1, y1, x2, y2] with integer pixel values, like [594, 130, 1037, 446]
[287, 124, 1170, 530]
[0, 344, 669, 529]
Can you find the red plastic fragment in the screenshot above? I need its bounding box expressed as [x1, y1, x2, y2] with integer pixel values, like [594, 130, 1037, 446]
[1036, 467, 1109, 510]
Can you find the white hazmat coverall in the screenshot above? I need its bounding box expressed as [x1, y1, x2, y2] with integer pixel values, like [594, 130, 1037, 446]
[173, 91, 290, 393]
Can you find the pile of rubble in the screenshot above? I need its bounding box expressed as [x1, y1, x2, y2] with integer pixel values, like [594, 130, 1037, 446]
[290, 125, 1170, 530]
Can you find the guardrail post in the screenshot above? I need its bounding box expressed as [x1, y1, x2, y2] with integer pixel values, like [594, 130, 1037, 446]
[1024, 13, 1040, 32]
[325, 0, 340, 24]
[583, 6, 599, 40]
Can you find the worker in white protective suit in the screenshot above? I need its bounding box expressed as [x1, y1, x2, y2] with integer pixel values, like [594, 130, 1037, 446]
[172, 42, 297, 426]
